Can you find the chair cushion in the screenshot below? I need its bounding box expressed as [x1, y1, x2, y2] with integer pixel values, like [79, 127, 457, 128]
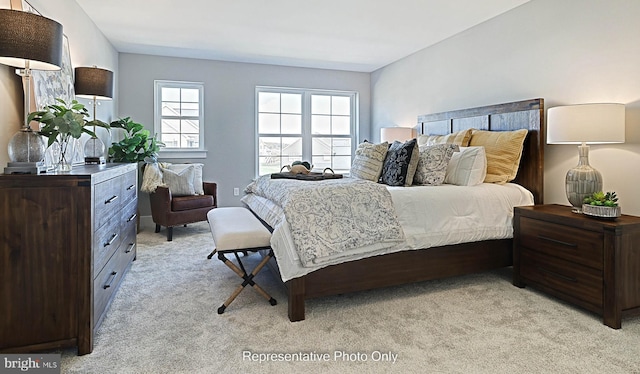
[207, 207, 271, 251]
[172, 194, 215, 212]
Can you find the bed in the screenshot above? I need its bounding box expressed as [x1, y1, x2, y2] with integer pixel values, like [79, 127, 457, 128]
[245, 98, 544, 322]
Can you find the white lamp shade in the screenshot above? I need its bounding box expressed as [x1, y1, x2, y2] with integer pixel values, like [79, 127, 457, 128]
[380, 127, 416, 143]
[547, 103, 625, 144]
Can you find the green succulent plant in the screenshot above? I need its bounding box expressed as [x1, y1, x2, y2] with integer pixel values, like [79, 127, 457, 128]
[583, 191, 619, 207]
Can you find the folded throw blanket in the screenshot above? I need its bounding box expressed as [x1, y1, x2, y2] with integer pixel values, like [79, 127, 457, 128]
[245, 175, 405, 267]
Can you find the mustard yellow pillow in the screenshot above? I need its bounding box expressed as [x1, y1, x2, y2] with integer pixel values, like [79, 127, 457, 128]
[417, 128, 472, 147]
[469, 129, 528, 184]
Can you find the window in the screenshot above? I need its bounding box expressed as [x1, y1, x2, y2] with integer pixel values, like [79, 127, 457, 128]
[256, 87, 358, 176]
[154, 80, 205, 158]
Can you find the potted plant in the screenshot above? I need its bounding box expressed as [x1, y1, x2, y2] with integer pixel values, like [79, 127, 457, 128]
[582, 191, 621, 219]
[28, 98, 109, 171]
[108, 117, 164, 163]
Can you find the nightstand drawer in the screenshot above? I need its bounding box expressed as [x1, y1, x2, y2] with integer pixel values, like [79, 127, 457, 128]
[520, 249, 602, 307]
[519, 217, 603, 270]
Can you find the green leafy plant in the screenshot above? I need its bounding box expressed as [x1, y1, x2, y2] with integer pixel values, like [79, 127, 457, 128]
[583, 191, 619, 207]
[108, 117, 164, 163]
[28, 98, 108, 147]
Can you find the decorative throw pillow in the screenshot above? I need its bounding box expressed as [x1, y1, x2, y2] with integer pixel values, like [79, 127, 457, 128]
[380, 139, 419, 187]
[350, 141, 389, 181]
[161, 165, 196, 196]
[413, 144, 459, 186]
[444, 146, 487, 186]
[167, 163, 204, 194]
[469, 129, 528, 184]
[417, 128, 472, 147]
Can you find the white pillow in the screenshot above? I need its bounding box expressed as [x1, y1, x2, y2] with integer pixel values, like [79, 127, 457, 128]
[350, 141, 388, 181]
[161, 165, 196, 196]
[166, 163, 204, 195]
[444, 146, 487, 186]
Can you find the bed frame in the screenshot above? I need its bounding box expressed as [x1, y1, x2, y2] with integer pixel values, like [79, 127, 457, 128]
[266, 98, 545, 322]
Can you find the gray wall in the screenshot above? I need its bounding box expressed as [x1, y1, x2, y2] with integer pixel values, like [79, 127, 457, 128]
[371, 0, 640, 215]
[118, 53, 371, 215]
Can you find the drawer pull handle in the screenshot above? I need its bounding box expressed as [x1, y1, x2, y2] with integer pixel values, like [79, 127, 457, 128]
[125, 242, 135, 253]
[538, 267, 578, 283]
[537, 235, 577, 248]
[105, 195, 119, 204]
[127, 213, 137, 223]
[103, 271, 117, 289]
[126, 184, 135, 191]
[104, 233, 119, 247]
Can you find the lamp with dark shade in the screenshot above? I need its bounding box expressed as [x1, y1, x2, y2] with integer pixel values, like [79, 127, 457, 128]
[75, 66, 113, 164]
[0, 8, 63, 174]
[547, 103, 625, 213]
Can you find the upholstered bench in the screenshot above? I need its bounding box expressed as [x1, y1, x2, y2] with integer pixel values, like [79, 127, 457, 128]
[207, 207, 277, 314]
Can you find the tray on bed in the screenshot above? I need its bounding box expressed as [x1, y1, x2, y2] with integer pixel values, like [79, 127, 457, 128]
[270, 172, 343, 180]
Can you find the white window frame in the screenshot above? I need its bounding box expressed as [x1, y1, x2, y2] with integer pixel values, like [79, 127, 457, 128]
[255, 86, 359, 176]
[154, 80, 206, 159]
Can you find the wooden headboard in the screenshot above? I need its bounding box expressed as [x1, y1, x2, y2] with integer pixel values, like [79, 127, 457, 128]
[417, 98, 544, 204]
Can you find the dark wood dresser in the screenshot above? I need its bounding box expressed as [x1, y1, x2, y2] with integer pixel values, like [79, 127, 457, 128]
[0, 163, 138, 354]
[513, 204, 640, 329]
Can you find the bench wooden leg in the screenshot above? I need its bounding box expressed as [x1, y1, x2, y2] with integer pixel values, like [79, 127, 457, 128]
[217, 250, 277, 314]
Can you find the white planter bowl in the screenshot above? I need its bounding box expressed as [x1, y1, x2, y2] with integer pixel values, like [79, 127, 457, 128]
[582, 204, 621, 219]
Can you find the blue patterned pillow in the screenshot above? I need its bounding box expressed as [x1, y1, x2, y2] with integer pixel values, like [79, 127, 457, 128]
[380, 139, 419, 186]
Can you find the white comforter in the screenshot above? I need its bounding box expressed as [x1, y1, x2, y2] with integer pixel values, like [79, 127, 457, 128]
[242, 182, 534, 282]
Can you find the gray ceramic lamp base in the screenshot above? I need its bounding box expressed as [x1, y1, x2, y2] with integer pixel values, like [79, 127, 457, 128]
[565, 145, 602, 213]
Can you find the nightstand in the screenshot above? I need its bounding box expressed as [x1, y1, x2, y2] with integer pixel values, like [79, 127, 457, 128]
[513, 204, 640, 329]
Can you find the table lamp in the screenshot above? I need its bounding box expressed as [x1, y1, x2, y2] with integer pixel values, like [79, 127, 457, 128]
[74, 66, 113, 164]
[547, 103, 625, 212]
[380, 127, 416, 143]
[0, 9, 63, 174]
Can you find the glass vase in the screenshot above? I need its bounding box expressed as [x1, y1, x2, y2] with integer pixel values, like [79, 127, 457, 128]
[51, 135, 77, 172]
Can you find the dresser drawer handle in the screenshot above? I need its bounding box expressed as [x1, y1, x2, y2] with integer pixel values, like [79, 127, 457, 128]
[125, 242, 135, 253]
[103, 271, 117, 289]
[538, 267, 578, 283]
[126, 184, 135, 191]
[105, 195, 119, 204]
[538, 235, 577, 248]
[104, 233, 119, 247]
[127, 213, 137, 223]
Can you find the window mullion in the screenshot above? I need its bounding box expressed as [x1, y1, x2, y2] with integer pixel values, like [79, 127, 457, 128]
[301, 92, 312, 162]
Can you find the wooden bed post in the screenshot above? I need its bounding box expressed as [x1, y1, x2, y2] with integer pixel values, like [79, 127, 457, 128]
[287, 277, 306, 322]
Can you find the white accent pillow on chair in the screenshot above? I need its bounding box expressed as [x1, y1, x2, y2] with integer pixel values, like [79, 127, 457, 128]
[161, 165, 196, 196]
[166, 163, 204, 194]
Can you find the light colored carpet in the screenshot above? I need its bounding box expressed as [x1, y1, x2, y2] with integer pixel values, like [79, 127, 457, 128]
[59, 222, 640, 373]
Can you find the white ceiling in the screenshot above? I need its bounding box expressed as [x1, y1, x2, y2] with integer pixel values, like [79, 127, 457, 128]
[75, 0, 529, 73]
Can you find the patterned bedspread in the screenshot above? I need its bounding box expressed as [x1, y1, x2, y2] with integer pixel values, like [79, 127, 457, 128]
[244, 176, 405, 267]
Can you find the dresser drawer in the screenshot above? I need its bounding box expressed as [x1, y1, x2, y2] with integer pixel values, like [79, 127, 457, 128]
[120, 170, 137, 208]
[122, 199, 138, 230]
[95, 177, 121, 229]
[93, 238, 136, 328]
[94, 218, 123, 275]
[520, 248, 603, 307]
[519, 217, 603, 270]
